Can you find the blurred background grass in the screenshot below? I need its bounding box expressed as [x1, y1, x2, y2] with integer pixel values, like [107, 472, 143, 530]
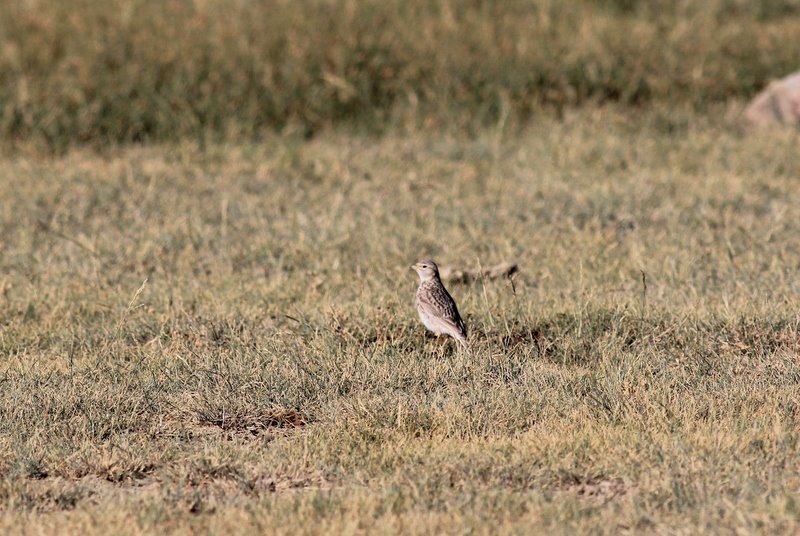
[1, 0, 799, 149]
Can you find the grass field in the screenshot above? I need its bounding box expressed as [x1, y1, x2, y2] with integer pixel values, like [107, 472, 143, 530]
[1, 106, 799, 534]
[3, 0, 800, 149]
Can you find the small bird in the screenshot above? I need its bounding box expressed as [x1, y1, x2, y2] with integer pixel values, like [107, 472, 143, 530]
[411, 260, 468, 349]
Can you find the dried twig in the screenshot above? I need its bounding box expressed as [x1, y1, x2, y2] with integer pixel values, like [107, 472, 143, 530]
[439, 262, 518, 284]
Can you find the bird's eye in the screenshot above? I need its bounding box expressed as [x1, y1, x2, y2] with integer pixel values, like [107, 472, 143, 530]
[422, 265, 427, 268]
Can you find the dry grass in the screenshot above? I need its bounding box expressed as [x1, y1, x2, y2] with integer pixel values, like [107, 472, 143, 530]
[2, 0, 800, 148]
[1, 107, 799, 533]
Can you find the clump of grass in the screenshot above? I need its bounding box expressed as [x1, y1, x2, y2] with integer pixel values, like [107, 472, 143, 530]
[193, 400, 307, 432]
[8, 458, 48, 480]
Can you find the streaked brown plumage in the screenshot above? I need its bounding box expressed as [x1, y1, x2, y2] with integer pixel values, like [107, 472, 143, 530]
[411, 260, 468, 349]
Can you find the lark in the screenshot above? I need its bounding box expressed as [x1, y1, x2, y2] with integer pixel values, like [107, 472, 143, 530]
[411, 260, 468, 349]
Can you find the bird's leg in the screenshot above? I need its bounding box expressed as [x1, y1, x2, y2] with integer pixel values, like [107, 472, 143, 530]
[436, 339, 448, 359]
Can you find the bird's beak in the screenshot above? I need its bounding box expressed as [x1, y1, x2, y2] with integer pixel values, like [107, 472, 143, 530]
[410, 265, 416, 270]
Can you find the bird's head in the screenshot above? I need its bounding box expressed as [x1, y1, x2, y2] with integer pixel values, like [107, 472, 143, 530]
[411, 260, 439, 281]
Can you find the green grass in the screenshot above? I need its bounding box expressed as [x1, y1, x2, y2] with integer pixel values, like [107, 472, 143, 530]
[2, 0, 800, 148]
[1, 107, 799, 533]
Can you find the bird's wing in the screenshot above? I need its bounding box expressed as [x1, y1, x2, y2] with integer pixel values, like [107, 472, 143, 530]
[417, 286, 467, 337]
